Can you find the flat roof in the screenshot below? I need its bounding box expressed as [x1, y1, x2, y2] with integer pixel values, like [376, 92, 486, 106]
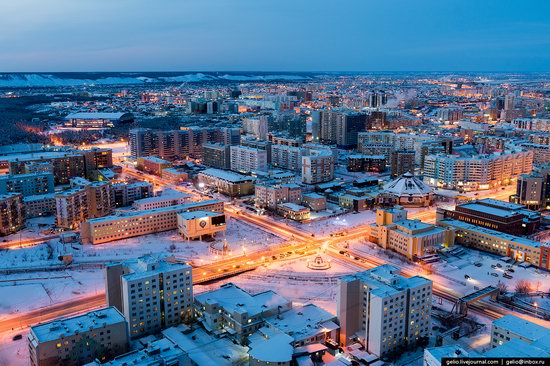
[178, 210, 223, 220]
[266, 304, 338, 342]
[492, 315, 550, 341]
[438, 219, 541, 249]
[195, 283, 290, 317]
[200, 168, 256, 183]
[460, 203, 517, 218]
[484, 338, 549, 358]
[248, 327, 294, 363]
[65, 112, 130, 120]
[31, 307, 125, 343]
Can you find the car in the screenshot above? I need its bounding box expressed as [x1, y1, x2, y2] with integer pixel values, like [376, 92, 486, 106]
[507, 268, 515, 273]
[491, 264, 497, 269]
[474, 262, 482, 267]
[503, 273, 513, 279]
[12, 334, 22, 341]
[339, 250, 346, 255]
[464, 274, 471, 280]
[490, 273, 499, 277]
[496, 263, 502, 268]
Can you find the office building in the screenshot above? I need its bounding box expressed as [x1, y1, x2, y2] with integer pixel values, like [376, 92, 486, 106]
[390, 150, 415, 178]
[132, 189, 191, 211]
[202, 143, 231, 169]
[104, 255, 193, 339]
[197, 168, 255, 197]
[81, 199, 223, 244]
[490, 315, 550, 348]
[230, 145, 268, 173]
[0, 172, 54, 196]
[370, 207, 454, 260]
[28, 307, 128, 366]
[437, 219, 550, 270]
[337, 265, 432, 356]
[177, 210, 226, 240]
[0, 193, 25, 235]
[255, 183, 302, 210]
[194, 283, 292, 344]
[63, 112, 133, 128]
[423, 150, 533, 191]
[436, 198, 541, 236]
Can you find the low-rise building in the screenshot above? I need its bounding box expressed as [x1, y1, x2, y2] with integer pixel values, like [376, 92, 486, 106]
[81, 199, 223, 244]
[137, 156, 172, 176]
[377, 172, 434, 207]
[277, 202, 311, 221]
[28, 307, 129, 366]
[437, 218, 549, 269]
[132, 189, 191, 210]
[177, 210, 226, 240]
[302, 192, 326, 211]
[347, 154, 386, 173]
[161, 168, 188, 184]
[194, 283, 292, 344]
[112, 181, 153, 207]
[490, 315, 550, 348]
[197, 168, 255, 197]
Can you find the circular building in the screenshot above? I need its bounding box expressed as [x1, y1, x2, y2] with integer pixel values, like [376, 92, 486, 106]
[377, 172, 434, 207]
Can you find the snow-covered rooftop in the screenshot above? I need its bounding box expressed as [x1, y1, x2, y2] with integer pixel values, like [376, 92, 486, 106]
[200, 168, 256, 183]
[492, 315, 550, 342]
[248, 327, 294, 363]
[266, 304, 338, 342]
[383, 172, 432, 196]
[484, 338, 550, 358]
[64, 112, 129, 120]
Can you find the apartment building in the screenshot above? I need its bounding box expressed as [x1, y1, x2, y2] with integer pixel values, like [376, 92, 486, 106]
[243, 115, 269, 140]
[255, 183, 302, 210]
[202, 143, 231, 169]
[317, 110, 367, 148]
[112, 181, 153, 207]
[347, 154, 386, 173]
[270, 144, 303, 172]
[24, 193, 56, 218]
[6, 151, 86, 184]
[28, 307, 128, 366]
[230, 145, 268, 173]
[80, 199, 223, 244]
[0, 193, 25, 235]
[337, 264, 432, 357]
[423, 150, 533, 191]
[358, 131, 433, 164]
[55, 188, 88, 229]
[105, 255, 193, 339]
[0, 172, 54, 196]
[301, 150, 334, 184]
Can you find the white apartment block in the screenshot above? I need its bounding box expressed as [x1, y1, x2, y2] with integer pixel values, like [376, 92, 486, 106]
[301, 150, 334, 184]
[337, 264, 432, 357]
[512, 118, 550, 132]
[358, 132, 433, 164]
[230, 145, 268, 174]
[105, 255, 193, 339]
[243, 116, 269, 140]
[28, 307, 128, 366]
[80, 200, 223, 244]
[270, 144, 303, 172]
[254, 183, 302, 210]
[423, 150, 533, 191]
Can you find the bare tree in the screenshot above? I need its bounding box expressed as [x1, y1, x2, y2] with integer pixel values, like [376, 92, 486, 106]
[515, 280, 531, 295]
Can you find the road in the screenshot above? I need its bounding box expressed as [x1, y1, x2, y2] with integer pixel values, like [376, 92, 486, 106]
[0, 170, 536, 334]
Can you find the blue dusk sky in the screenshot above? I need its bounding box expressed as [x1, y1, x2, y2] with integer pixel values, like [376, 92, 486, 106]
[0, 0, 549, 72]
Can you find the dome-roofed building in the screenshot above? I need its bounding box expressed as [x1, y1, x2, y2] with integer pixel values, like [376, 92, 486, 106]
[377, 172, 434, 207]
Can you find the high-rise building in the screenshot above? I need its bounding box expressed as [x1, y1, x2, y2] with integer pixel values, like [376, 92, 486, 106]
[337, 264, 432, 356]
[55, 188, 88, 229]
[242, 115, 270, 140]
[0, 193, 25, 235]
[129, 128, 157, 158]
[318, 110, 367, 148]
[301, 149, 334, 184]
[83, 148, 113, 175]
[230, 145, 268, 173]
[28, 307, 129, 366]
[202, 143, 231, 169]
[390, 150, 415, 178]
[104, 255, 193, 339]
[270, 144, 303, 172]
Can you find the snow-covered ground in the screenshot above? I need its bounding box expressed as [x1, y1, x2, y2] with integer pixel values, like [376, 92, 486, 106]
[1, 216, 56, 244]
